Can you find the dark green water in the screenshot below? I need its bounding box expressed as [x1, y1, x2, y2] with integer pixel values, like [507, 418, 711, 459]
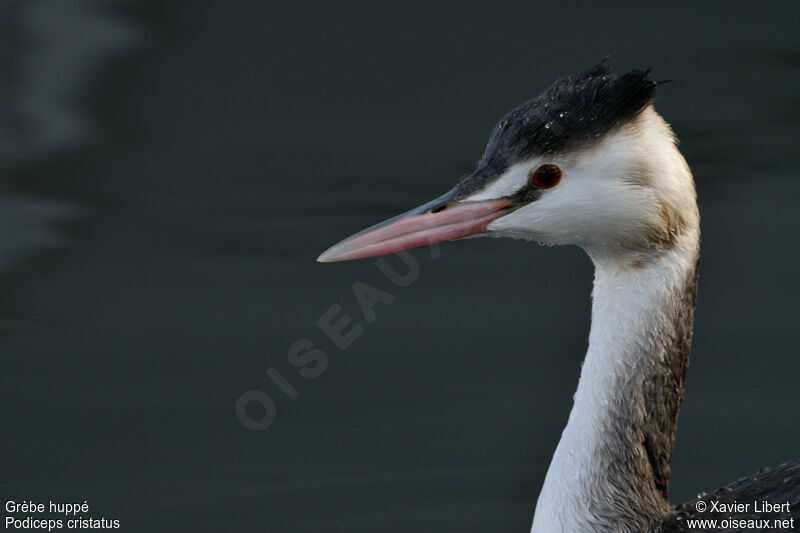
[1, 2, 799, 531]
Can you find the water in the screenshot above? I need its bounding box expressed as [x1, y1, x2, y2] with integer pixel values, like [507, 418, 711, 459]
[1, 2, 799, 531]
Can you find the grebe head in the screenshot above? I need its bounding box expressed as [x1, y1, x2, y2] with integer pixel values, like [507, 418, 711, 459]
[318, 63, 696, 263]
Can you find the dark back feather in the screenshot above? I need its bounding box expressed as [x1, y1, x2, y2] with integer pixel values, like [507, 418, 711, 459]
[659, 460, 800, 532]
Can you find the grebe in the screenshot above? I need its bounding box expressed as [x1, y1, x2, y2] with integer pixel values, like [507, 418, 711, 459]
[317, 63, 800, 532]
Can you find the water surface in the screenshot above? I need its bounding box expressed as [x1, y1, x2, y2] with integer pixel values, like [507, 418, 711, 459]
[2, 2, 799, 531]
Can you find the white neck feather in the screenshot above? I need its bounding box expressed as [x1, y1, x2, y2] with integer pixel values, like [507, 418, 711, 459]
[531, 225, 700, 532]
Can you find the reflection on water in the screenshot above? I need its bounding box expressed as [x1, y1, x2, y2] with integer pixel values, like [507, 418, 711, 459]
[0, 195, 73, 277]
[0, 0, 140, 161]
[1, 2, 799, 532]
[0, 0, 139, 279]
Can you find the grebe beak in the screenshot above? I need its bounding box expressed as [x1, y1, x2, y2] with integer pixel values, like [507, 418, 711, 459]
[318, 190, 512, 262]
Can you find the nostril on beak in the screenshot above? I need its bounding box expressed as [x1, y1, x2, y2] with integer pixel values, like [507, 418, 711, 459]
[430, 204, 448, 214]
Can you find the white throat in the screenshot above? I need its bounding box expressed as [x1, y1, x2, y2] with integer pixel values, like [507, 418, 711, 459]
[531, 225, 700, 532]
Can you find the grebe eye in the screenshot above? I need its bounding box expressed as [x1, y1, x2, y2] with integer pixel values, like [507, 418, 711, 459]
[530, 164, 562, 189]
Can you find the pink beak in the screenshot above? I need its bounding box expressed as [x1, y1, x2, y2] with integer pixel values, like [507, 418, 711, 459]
[317, 192, 512, 262]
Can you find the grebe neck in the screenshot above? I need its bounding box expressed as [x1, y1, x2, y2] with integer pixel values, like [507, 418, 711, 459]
[532, 227, 700, 532]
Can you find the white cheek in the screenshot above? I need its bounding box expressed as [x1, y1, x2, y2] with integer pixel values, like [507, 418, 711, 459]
[487, 166, 652, 245]
[486, 174, 602, 242]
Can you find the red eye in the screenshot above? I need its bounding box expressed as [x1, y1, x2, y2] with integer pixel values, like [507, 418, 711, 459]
[530, 164, 562, 189]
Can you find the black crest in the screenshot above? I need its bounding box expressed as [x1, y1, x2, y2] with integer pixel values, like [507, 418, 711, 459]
[453, 63, 657, 199]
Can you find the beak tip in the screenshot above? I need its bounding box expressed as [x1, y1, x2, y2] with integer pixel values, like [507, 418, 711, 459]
[317, 245, 344, 263]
